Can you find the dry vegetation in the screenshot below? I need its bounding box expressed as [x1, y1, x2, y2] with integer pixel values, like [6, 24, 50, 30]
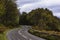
[31, 29, 60, 36]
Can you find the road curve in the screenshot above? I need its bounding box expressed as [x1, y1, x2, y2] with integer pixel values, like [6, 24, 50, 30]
[7, 26, 46, 40]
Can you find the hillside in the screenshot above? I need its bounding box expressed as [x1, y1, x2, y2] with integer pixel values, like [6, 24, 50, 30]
[21, 8, 60, 31]
[27, 8, 60, 40]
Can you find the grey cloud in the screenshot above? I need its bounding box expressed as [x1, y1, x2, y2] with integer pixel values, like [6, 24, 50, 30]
[48, 5, 60, 13]
[16, 0, 41, 7]
[16, 0, 60, 17]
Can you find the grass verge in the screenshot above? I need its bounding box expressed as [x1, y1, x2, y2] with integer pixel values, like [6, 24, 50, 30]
[0, 25, 21, 40]
[28, 29, 60, 40]
[0, 29, 9, 40]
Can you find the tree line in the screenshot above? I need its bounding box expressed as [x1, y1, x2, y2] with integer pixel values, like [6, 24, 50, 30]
[0, 0, 19, 27]
[19, 8, 60, 31]
[0, 0, 60, 31]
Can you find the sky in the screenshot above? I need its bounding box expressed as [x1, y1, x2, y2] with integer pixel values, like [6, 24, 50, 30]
[16, 0, 60, 17]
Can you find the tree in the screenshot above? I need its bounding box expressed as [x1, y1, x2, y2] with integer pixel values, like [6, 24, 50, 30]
[19, 12, 28, 25]
[27, 8, 60, 31]
[0, 0, 20, 26]
[0, 0, 6, 24]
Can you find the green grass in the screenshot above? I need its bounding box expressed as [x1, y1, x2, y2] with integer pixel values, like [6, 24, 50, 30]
[0, 34, 4, 40]
[0, 33, 7, 40]
[0, 28, 11, 40]
[0, 25, 21, 40]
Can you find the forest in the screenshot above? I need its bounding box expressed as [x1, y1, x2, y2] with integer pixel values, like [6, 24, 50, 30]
[19, 8, 60, 31]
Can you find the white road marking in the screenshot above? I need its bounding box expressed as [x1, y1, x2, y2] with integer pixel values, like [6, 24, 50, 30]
[18, 30, 33, 40]
[22, 35, 27, 39]
[18, 31, 27, 39]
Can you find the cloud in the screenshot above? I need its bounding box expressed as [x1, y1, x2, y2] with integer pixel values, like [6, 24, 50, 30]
[40, 0, 60, 6]
[16, 0, 60, 17]
[53, 13, 60, 17]
[16, 0, 42, 7]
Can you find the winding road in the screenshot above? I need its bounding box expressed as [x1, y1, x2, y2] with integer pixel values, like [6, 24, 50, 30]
[7, 26, 46, 40]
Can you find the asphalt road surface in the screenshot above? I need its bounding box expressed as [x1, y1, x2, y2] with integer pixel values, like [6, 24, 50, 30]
[7, 25, 46, 40]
